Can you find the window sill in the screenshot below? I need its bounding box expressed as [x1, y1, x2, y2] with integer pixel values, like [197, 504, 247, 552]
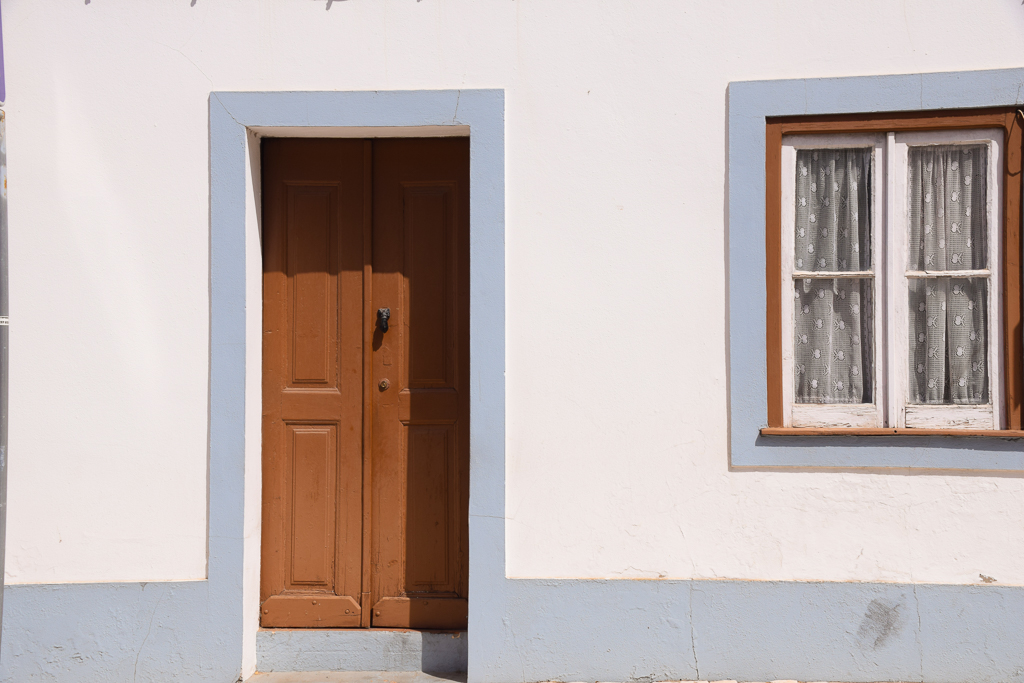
[761, 427, 1024, 438]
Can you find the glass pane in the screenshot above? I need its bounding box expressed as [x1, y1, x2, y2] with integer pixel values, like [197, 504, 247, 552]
[908, 277, 988, 404]
[794, 148, 872, 272]
[793, 278, 873, 404]
[908, 144, 988, 271]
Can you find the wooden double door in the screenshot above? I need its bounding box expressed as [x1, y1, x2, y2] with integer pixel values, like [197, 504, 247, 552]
[260, 138, 469, 630]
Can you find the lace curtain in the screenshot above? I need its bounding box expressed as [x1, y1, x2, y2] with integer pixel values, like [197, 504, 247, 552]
[907, 145, 989, 404]
[793, 148, 873, 404]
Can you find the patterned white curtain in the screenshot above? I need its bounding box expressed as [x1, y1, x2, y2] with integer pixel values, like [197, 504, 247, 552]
[907, 145, 989, 404]
[793, 149, 874, 404]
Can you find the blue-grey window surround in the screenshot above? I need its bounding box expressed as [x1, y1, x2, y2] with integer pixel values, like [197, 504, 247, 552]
[729, 68, 1024, 471]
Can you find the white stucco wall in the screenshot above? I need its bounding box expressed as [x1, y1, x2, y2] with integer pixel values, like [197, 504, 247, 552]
[6, 0, 1024, 585]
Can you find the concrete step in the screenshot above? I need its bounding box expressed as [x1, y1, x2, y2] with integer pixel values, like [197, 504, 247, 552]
[248, 673, 466, 683]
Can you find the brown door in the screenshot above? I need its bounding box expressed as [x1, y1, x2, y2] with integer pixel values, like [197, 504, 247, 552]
[369, 139, 470, 629]
[260, 137, 469, 630]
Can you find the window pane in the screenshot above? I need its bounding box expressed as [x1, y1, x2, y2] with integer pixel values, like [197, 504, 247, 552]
[908, 144, 988, 271]
[794, 148, 872, 272]
[908, 277, 988, 404]
[794, 278, 873, 404]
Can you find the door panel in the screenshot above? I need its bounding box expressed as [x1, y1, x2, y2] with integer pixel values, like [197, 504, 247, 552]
[288, 425, 336, 587]
[372, 596, 468, 630]
[405, 183, 456, 386]
[371, 139, 469, 628]
[261, 139, 367, 628]
[261, 137, 468, 631]
[288, 185, 336, 384]
[406, 424, 454, 590]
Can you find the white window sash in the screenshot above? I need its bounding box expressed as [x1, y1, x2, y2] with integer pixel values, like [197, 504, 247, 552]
[889, 129, 1004, 429]
[781, 134, 886, 428]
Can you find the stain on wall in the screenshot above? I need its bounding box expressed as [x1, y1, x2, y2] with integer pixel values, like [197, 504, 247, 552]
[856, 599, 904, 650]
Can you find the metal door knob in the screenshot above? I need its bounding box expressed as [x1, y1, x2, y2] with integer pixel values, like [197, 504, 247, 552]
[377, 308, 391, 332]
[378, 379, 390, 391]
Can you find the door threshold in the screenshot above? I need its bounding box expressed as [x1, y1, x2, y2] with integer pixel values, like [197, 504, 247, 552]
[247, 673, 466, 683]
[259, 627, 465, 634]
[256, 628, 467, 674]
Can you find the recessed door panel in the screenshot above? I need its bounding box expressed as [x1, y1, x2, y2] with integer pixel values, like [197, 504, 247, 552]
[406, 424, 454, 592]
[287, 424, 336, 588]
[287, 186, 336, 386]
[405, 184, 456, 387]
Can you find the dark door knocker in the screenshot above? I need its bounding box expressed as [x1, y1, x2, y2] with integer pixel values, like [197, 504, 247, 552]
[377, 308, 391, 333]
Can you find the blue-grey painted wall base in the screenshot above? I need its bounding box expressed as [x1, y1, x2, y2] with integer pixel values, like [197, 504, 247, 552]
[4, 578, 1024, 683]
[728, 67, 1024, 470]
[3, 75, 1024, 683]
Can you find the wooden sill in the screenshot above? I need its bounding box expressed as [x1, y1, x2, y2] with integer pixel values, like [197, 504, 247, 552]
[760, 427, 1024, 438]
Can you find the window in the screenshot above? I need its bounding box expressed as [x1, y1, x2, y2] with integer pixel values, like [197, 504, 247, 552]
[766, 110, 1023, 433]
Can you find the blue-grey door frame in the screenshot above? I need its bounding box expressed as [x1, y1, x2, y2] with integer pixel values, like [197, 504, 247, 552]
[210, 90, 507, 680]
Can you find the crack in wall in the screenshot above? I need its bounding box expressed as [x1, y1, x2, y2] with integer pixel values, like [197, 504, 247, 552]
[912, 583, 924, 682]
[689, 582, 700, 680]
[133, 587, 165, 683]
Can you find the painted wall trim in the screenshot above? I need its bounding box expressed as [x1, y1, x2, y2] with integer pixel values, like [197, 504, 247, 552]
[0, 582, 232, 681]
[229, 90, 507, 679]
[3, 577, 1024, 683]
[226, 89, 506, 677]
[727, 67, 1024, 470]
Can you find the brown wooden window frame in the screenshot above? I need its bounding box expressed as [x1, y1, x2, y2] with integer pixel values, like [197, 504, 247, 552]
[763, 108, 1024, 437]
